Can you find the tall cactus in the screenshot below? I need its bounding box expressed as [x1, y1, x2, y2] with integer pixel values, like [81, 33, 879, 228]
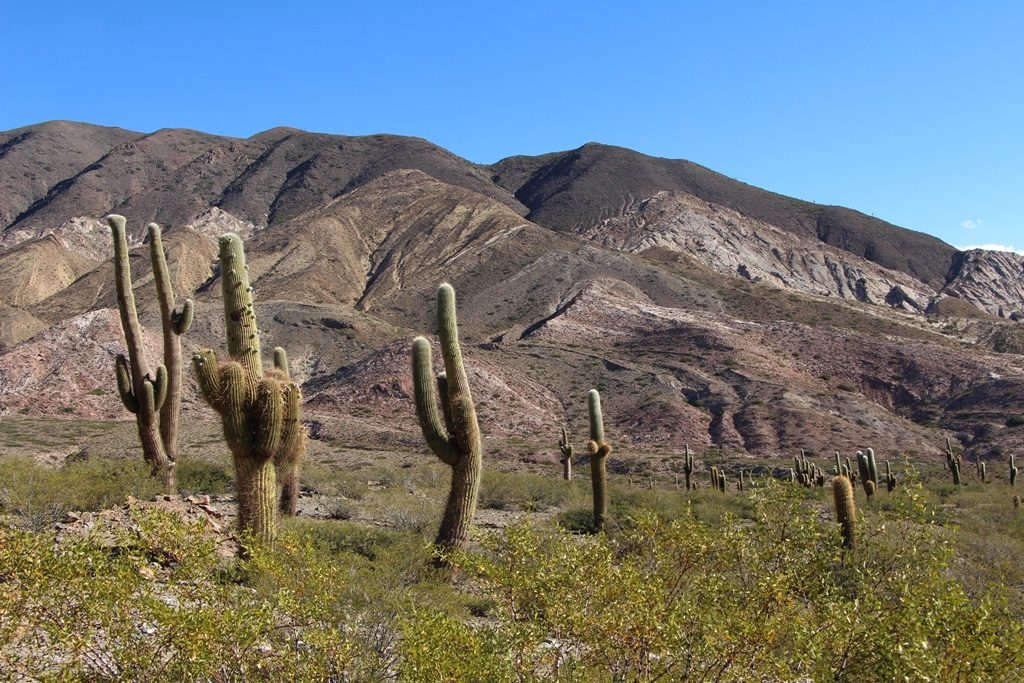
[832, 475, 857, 549]
[109, 215, 188, 493]
[1010, 454, 1018, 487]
[192, 233, 302, 545]
[587, 389, 611, 532]
[411, 284, 483, 555]
[558, 426, 574, 481]
[951, 458, 962, 486]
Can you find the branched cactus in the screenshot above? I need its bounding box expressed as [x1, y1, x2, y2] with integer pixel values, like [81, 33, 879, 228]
[832, 475, 857, 549]
[192, 234, 303, 545]
[412, 284, 483, 555]
[884, 460, 897, 492]
[558, 426, 574, 481]
[586, 389, 612, 532]
[109, 215, 190, 493]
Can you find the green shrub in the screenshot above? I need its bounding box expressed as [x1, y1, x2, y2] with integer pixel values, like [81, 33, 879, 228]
[1007, 415, 1024, 427]
[0, 457, 159, 529]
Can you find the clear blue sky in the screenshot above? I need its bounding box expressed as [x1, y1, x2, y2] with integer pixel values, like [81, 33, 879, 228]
[3, 1, 1022, 252]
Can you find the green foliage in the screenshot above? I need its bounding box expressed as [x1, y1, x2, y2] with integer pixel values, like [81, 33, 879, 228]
[433, 482, 1024, 681]
[479, 469, 572, 511]
[0, 458, 160, 529]
[1006, 414, 1024, 427]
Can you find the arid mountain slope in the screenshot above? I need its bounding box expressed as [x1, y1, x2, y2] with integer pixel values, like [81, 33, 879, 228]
[489, 142, 959, 288]
[0, 122, 1021, 463]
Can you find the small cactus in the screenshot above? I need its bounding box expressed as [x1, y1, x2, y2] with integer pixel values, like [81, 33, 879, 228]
[1010, 454, 1018, 487]
[1013, 494, 1021, 509]
[832, 476, 857, 549]
[980, 461, 987, 483]
[951, 458, 962, 486]
[718, 471, 727, 493]
[586, 389, 612, 532]
[411, 284, 483, 554]
[683, 444, 694, 490]
[558, 426, 574, 481]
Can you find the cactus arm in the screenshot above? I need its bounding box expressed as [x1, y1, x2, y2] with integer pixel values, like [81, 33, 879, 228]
[218, 233, 262, 378]
[412, 336, 459, 466]
[252, 377, 284, 462]
[272, 347, 290, 378]
[172, 299, 194, 335]
[115, 354, 138, 413]
[436, 283, 480, 457]
[109, 215, 150, 389]
[436, 372, 457, 438]
[192, 350, 223, 413]
[151, 365, 168, 412]
[221, 362, 252, 460]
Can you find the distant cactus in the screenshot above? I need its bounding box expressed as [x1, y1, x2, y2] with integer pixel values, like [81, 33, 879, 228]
[1010, 455, 1018, 487]
[718, 471, 727, 493]
[980, 462, 987, 483]
[832, 475, 857, 549]
[864, 480, 877, 498]
[1014, 495, 1021, 510]
[411, 284, 483, 554]
[711, 465, 719, 490]
[109, 215, 191, 494]
[192, 234, 303, 545]
[884, 460, 897, 493]
[951, 458, 962, 486]
[788, 468, 795, 483]
[586, 389, 612, 532]
[558, 426, 574, 481]
[683, 444, 695, 491]
[739, 469, 745, 492]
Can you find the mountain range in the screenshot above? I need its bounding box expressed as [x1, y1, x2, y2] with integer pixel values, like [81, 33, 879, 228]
[1, 120, 1022, 462]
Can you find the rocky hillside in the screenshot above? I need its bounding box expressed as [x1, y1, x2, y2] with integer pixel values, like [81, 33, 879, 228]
[0, 121, 1022, 462]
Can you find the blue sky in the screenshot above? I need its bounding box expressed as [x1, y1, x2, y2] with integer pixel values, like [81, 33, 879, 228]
[3, 1, 1021, 252]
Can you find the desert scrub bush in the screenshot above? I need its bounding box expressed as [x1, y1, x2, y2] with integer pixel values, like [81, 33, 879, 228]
[0, 457, 160, 529]
[479, 469, 573, 511]
[413, 481, 1024, 681]
[176, 458, 234, 494]
[0, 508, 451, 681]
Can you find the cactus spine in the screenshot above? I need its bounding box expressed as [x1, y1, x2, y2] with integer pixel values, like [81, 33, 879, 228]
[411, 284, 483, 554]
[192, 234, 302, 545]
[832, 475, 857, 549]
[586, 389, 611, 532]
[109, 215, 189, 493]
[558, 426, 574, 481]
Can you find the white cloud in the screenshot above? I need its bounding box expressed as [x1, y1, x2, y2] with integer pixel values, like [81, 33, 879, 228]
[958, 243, 1024, 255]
[960, 218, 982, 230]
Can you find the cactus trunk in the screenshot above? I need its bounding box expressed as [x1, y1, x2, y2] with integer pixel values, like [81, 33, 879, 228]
[236, 454, 277, 545]
[587, 389, 611, 532]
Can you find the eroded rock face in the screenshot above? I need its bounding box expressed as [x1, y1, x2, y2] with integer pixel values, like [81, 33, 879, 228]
[943, 249, 1024, 319]
[581, 191, 935, 310]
